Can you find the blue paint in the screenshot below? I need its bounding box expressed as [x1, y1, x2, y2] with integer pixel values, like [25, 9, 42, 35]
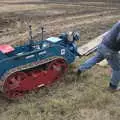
[0, 35, 80, 79]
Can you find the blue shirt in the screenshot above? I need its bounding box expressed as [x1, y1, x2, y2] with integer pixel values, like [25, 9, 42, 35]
[102, 21, 120, 51]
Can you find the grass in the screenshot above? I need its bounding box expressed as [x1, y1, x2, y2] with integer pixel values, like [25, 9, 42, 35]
[0, 61, 120, 120]
[1, 52, 120, 120]
[0, 0, 120, 120]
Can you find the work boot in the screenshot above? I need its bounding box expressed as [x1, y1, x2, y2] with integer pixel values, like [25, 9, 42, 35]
[107, 86, 120, 92]
[107, 83, 120, 92]
[116, 86, 120, 90]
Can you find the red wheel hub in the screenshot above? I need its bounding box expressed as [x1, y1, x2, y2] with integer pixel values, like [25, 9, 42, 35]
[47, 59, 68, 83]
[3, 58, 68, 99]
[4, 72, 27, 98]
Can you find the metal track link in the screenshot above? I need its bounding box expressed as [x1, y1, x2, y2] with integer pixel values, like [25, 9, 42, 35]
[0, 56, 64, 92]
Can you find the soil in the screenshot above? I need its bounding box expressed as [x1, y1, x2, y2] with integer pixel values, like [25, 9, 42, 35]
[0, 0, 120, 120]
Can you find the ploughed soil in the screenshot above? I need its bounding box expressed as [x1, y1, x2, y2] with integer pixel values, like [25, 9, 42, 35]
[0, 0, 120, 120]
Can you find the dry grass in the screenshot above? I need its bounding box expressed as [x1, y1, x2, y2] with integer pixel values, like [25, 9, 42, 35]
[1, 58, 120, 120]
[0, 0, 120, 120]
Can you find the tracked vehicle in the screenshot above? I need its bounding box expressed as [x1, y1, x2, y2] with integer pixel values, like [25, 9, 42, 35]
[0, 26, 80, 99]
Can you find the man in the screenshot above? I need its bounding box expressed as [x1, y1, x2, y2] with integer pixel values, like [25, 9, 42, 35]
[77, 21, 120, 91]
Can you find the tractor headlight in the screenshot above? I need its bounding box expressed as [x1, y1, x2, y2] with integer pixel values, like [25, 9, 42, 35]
[67, 31, 80, 42]
[73, 31, 80, 41]
[41, 42, 50, 49]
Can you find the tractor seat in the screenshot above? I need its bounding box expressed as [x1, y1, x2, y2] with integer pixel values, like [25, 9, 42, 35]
[0, 44, 14, 54]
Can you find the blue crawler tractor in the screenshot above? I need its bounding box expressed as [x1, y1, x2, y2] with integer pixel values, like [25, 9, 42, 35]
[0, 26, 80, 99]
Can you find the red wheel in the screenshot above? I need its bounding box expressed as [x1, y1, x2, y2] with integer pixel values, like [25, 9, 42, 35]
[2, 59, 68, 98]
[3, 72, 27, 98]
[47, 58, 68, 80]
[48, 59, 67, 72]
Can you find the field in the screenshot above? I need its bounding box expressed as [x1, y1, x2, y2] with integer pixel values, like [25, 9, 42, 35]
[0, 0, 120, 120]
